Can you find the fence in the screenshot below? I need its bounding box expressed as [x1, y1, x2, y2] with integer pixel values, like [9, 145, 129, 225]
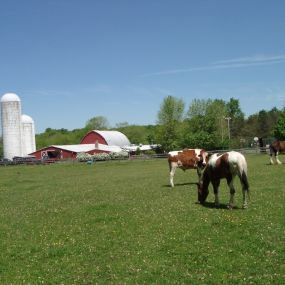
[0, 146, 275, 167]
[129, 146, 271, 161]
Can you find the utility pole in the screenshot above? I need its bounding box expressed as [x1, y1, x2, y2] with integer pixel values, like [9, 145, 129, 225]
[224, 117, 231, 140]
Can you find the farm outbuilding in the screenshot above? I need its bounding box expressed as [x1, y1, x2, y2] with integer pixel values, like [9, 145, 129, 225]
[30, 143, 123, 160]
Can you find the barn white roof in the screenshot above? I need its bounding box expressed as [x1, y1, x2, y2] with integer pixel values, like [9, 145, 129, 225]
[93, 130, 131, 147]
[52, 143, 123, 153]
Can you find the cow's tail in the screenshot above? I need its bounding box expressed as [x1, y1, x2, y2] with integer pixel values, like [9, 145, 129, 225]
[242, 170, 250, 204]
[241, 170, 249, 192]
[239, 156, 250, 201]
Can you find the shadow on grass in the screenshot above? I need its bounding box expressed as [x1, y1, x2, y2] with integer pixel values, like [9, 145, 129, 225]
[198, 201, 242, 210]
[162, 182, 198, 188]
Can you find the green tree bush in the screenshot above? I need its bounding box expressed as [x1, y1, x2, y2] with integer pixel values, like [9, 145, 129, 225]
[273, 108, 285, 139]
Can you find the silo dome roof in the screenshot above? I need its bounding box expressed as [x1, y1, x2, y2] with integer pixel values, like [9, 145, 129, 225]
[21, 114, 34, 124]
[1, 93, 21, 102]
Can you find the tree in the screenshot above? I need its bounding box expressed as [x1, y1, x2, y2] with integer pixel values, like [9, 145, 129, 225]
[184, 99, 227, 149]
[85, 116, 109, 130]
[225, 98, 245, 139]
[241, 107, 282, 142]
[157, 96, 185, 125]
[115, 122, 129, 128]
[273, 108, 285, 139]
[157, 96, 185, 151]
[187, 98, 211, 119]
[256, 110, 271, 137]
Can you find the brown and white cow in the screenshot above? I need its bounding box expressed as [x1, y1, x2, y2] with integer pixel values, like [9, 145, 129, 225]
[168, 149, 208, 187]
[269, 140, 285, 165]
[196, 151, 250, 209]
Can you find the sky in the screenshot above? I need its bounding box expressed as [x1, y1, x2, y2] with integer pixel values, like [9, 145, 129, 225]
[1, 0, 285, 134]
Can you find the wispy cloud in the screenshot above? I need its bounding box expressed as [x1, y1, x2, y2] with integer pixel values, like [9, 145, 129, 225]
[24, 89, 74, 97]
[213, 54, 285, 64]
[142, 54, 285, 77]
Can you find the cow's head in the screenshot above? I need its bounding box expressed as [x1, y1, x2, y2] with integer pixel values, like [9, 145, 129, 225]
[196, 181, 209, 204]
[198, 151, 209, 167]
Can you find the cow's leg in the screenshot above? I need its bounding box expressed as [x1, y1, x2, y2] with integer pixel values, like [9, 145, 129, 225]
[270, 154, 275, 165]
[212, 180, 220, 207]
[276, 152, 282, 164]
[196, 166, 202, 182]
[227, 177, 235, 209]
[169, 163, 177, 188]
[270, 146, 276, 164]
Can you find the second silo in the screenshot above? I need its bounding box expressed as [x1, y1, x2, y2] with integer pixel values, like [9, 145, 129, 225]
[1, 93, 22, 160]
[21, 114, 36, 156]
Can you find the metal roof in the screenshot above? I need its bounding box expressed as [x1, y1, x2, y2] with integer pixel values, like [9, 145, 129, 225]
[93, 130, 130, 147]
[51, 143, 123, 153]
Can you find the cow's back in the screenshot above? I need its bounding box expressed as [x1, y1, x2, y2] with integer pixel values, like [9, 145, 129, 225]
[168, 149, 202, 169]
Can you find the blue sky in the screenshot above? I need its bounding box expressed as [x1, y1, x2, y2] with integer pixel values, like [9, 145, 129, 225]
[1, 0, 285, 133]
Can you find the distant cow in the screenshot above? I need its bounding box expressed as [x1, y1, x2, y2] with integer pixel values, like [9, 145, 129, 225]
[196, 151, 250, 209]
[168, 149, 208, 187]
[269, 140, 285, 165]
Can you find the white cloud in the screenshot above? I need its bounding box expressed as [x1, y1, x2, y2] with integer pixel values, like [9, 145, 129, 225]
[142, 54, 285, 77]
[212, 54, 285, 65]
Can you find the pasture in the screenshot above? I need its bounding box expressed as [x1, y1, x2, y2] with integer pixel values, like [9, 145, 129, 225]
[0, 154, 284, 284]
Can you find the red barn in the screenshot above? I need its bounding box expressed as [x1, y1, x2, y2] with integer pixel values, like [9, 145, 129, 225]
[29, 130, 131, 161]
[30, 144, 124, 160]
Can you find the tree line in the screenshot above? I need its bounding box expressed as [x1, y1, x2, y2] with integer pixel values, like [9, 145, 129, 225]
[1, 96, 284, 156]
[155, 96, 285, 151]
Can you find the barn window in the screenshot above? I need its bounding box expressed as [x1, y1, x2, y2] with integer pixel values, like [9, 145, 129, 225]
[47, 150, 61, 159]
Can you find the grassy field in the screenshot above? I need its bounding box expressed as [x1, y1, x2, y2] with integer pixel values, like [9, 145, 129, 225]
[0, 154, 284, 284]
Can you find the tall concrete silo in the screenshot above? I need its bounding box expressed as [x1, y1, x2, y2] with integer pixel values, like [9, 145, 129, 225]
[1, 93, 22, 159]
[21, 114, 36, 156]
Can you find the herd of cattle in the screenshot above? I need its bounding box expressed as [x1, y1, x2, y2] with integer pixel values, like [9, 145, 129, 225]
[167, 140, 285, 209]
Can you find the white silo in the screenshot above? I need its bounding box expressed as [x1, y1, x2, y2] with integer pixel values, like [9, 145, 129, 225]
[1, 93, 22, 160]
[21, 114, 36, 156]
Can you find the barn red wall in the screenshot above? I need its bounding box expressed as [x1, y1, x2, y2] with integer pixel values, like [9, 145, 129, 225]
[30, 147, 76, 160]
[80, 131, 107, 145]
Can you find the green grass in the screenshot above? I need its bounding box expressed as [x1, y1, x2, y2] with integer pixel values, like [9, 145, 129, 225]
[0, 155, 284, 284]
